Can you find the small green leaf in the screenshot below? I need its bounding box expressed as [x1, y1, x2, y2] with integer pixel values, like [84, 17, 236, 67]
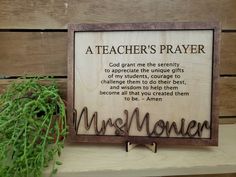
[56, 161, 62, 165]
[47, 136, 54, 140]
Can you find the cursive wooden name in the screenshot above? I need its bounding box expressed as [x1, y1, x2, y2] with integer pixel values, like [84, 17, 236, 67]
[73, 107, 210, 138]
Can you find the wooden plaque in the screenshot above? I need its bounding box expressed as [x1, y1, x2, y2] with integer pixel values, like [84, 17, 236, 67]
[67, 22, 220, 146]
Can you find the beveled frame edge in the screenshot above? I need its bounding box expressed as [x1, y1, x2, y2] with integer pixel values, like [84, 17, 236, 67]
[211, 23, 220, 146]
[67, 22, 220, 146]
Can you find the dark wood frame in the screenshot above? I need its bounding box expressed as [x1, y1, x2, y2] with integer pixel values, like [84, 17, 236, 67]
[67, 22, 220, 146]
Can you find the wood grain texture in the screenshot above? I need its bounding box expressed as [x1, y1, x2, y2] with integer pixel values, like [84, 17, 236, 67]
[0, 32, 67, 76]
[0, 32, 236, 76]
[221, 33, 236, 75]
[43, 124, 236, 177]
[220, 118, 236, 124]
[0, 0, 236, 29]
[0, 77, 235, 117]
[219, 77, 236, 116]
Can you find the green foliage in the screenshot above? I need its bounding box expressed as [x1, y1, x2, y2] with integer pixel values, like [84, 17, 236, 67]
[0, 78, 68, 177]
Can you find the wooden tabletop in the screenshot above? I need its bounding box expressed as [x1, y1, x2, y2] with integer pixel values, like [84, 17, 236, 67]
[47, 124, 236, 177]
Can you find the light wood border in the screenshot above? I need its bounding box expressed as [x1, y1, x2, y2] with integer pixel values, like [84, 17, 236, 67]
[67, 22, 220, 146]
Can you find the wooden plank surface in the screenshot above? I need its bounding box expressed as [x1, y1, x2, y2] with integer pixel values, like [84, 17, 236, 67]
[0, 32, 236, 76]
[0, 77, 235, 117]
[44, 124, 236, 177]
[0, 0, 236, 30]
[219, 77, 236, 117]
[220, 118, 236, 124]
[0, 32, 67, 76]
[221, 33, 236, 75]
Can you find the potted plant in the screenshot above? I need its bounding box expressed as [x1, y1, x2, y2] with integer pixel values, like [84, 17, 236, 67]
[0, 78, 68, 177]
